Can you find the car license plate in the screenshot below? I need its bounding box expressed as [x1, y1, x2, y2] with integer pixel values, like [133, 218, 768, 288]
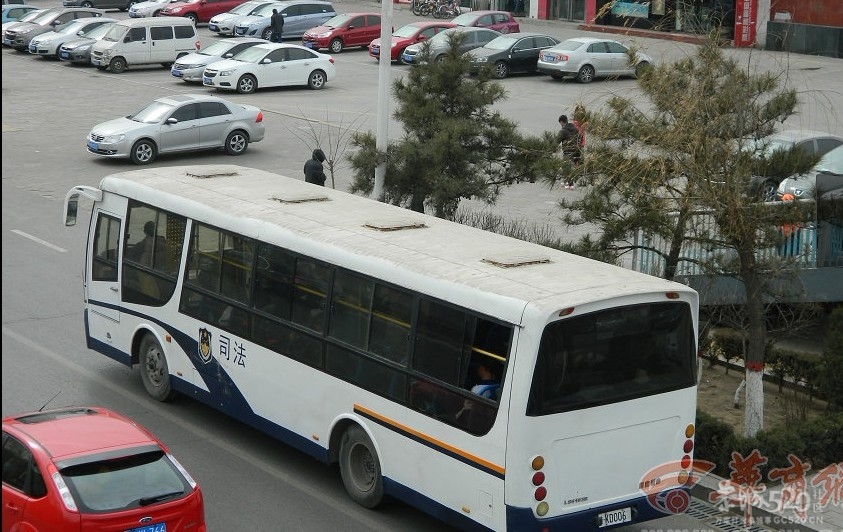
[127, 524, 166, 532]
[371, 46, 379, 54]
[87, 140, 98, 151]
[209, 23, 217, 31]
[3, 38, 12, 46]
[402, 54, 412, 63]
[202, 76, 212, 85]
[303, 41, 313, 48]
[597, 507, 632, 528]
[171, 68, 182, 77]
[60, 51, 69, 59]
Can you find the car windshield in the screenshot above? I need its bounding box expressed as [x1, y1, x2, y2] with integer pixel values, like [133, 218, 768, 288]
[199, 40, 235, 56]
[484, 35, 517, 50]
[14, 9, 43, 22]
[323, 14, 351, 27]
[54, 20, 88, 34]
[253, 4, 276, 16]
[59, 450, 190, 513]
[428, 28, 462, 44]
[394, 24, 423, 38]
[31, 10, 59, 24]
[102, 24, 126, 42]
[131, 101, 177, 124]
[451, 13, 478, 25]
[230, 1, 263, 14]
[80, 22, 112, 39]
[231, 46, 268, 63]
[554, 39, 588, 51]
[817, 146, 843, 175]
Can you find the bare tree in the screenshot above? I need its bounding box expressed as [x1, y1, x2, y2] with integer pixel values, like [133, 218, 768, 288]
[289, 109, 369, 189]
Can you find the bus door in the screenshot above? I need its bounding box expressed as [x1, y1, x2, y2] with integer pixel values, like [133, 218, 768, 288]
[86, 198, 128, 330]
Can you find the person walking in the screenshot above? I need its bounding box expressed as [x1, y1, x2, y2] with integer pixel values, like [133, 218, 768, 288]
[557, 114, 580, 189]
[270, 8, 284, 42]
[303, 148, 327, 186]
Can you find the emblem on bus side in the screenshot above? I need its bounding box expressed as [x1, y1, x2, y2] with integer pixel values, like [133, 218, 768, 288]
[199, 328, 212, 364]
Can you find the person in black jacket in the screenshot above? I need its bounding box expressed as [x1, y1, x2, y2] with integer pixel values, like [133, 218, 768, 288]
[303, 148, 327, 186]
[270, 9, 284, 42]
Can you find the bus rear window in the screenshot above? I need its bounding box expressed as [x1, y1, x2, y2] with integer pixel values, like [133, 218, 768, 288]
[527, 302, 695, 416]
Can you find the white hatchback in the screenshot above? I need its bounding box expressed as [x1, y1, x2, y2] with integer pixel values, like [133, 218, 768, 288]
[208, 0, 274, 35]
[128, 0, 180, 17]
[202, 42, 335, 93]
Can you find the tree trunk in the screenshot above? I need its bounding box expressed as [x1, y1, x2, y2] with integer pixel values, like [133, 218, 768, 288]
[741, 252, 767, 438]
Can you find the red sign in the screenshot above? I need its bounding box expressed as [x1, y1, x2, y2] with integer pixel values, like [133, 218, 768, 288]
[734, 0, 757, 47]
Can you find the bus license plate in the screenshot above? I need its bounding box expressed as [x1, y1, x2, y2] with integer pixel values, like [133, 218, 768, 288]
[128, 523, 166, 532]
[597, 507, 631, 528]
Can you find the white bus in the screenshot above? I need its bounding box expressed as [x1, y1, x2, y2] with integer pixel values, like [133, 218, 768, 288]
[64, 165, 700, 531]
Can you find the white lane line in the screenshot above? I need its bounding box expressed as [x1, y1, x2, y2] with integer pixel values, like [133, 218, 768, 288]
[10, 230, 67, 253]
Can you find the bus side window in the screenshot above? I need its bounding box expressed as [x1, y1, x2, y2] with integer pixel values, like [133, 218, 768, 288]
[92, 213, 120, 282]
[291, 258, 330, 333]
[413, 300, 465, 385]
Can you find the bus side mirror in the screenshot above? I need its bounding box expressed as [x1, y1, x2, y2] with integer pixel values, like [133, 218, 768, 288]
[65, 197, 79, 226]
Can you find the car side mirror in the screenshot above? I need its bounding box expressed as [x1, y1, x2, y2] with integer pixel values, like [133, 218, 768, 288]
[261, 58, 272, 64]
[166, 117, 178, 124]
[77, 30, 85, 36]
[223, 52, 232, 57]
[348, 25, 354, 29]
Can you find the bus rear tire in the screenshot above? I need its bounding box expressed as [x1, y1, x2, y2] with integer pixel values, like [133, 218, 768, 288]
[339, 425, 383, 508]
[139, 334, 176, 402]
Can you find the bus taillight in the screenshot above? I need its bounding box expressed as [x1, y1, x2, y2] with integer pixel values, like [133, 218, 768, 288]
[665, 292, 681, 299]
[531, 456, 550, 516]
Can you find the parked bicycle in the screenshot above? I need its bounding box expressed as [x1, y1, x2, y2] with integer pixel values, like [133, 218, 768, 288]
[418, 0, 439, 16]
[434, 0, 461, 19]
[412, 0, 424, 16]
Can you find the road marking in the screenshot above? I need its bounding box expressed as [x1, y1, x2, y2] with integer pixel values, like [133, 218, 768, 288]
[10, 230, 67, 253]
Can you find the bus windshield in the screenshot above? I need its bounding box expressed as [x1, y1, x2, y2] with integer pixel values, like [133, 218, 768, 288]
[527, 302, 695, 415]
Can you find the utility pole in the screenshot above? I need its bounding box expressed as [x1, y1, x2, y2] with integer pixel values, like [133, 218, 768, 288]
[373, 0, 394, 201]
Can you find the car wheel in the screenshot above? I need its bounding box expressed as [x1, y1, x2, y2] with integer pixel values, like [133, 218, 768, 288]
[225, 130, 249, 155]
[81, 0, 93, 6]
[329, 38, 343, 53]
[576, 64, 595, 83]
[236, 74, 256, 94]
[261, 27, 273, 40]
[339, 425, 384, 509]
[635, 61, 650, 78]
[139, 334, 176, 401]
[109, 56, 127, 73]
[493, 60, 509, 79]
[130, 139, 157, 165]
[307, 69, 327, 89]
[759, 180, 778, 203]
[185, 12, 198, 25]
[152, 9, 161, 16]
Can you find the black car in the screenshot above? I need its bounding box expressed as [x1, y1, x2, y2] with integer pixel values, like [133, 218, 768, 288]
[467, 32, 560, 79]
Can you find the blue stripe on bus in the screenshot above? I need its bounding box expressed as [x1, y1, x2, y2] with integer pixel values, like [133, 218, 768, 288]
[354, 404, 506, 480]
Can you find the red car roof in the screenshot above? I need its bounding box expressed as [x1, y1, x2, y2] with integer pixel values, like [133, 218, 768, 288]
[3, 407, 159, 461]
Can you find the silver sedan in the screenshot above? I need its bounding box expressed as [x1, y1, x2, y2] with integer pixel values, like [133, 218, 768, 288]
[170, 37, 265, 83]
[537, 37, 652, 83]
[86, 94, 265, 165]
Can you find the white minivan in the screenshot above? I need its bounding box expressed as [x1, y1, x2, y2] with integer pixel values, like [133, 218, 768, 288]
[90, 17, 197, 73]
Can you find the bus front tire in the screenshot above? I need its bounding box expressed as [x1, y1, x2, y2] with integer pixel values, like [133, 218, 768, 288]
[339, 425, 383, 508]
[139, 334, 176, 402]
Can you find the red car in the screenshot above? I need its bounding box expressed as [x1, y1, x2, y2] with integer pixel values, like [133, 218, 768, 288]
[2, 406, 205, 532]
[451, 10, 520, 34]
[159, 0, 248, 24]
[302, 12, 383, 53]
[369, 20, 455, 62]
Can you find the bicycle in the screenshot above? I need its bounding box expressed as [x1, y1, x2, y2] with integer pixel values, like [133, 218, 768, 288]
[434, 0, 461, 19]
[412, 0, 424, 16]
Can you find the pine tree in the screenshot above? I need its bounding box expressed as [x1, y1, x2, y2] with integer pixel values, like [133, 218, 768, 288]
[347, 34, 565, 219]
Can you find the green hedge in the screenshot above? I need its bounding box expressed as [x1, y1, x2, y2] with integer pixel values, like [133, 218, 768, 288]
[694, 409, 843, 479]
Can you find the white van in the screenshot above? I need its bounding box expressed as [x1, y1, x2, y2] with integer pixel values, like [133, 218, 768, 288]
[90, 17, 196, 73]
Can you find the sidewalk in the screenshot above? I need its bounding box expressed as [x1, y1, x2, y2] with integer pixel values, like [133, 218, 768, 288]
[692, 468, 843, 532]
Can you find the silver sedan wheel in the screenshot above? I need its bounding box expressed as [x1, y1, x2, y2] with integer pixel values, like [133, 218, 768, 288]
[130, 139, 156, 165]
[225, 130, 248, 155]
[308, 70, 326, 90]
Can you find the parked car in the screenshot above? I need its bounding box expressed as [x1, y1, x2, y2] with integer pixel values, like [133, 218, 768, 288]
[90, 17, 197, 73]
[1, 5, 41, 32]
[58, 18, 115, 63]
[466, 32, 560, 79]
[28, 16, 115, 58]
[2, 0, 29, 5]
[1, 3, 38, 24]
[159, 0, 248, 25]
[202, 42, 334, 93]
[742, 130, 843, 202]
[3, 7, 104, 50]
[233, 0, 335, 40]
[537, 36, 653, 83]
[776, 145, 843, 201]
[86, 93, 265, 164]
[128, 0, 181, 17]
[1, 406, 206, 531]
[451, 10, 519, 34]
[61, 0, 138, 11]
[369, 20, 454, 63]
[302, 12, 380, 53]
[208, 0, 274, 35]
[171, 36, 264, 82]
[402, 26, 499, 65]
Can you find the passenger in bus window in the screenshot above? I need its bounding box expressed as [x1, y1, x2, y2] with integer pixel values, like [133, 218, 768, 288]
[470, 363, 500, 399]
